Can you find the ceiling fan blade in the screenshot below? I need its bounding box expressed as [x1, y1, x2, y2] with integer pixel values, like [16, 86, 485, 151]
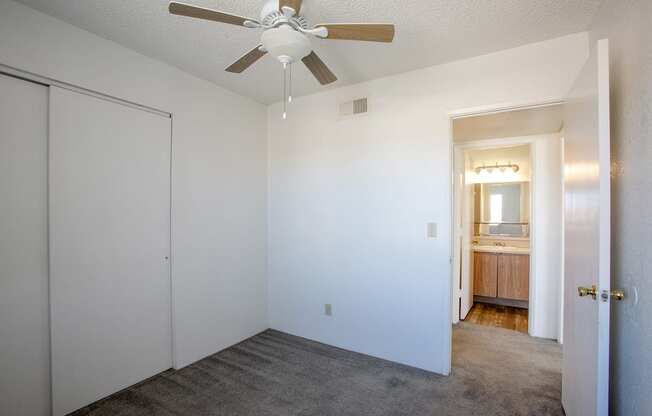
[169, 2, 256, 27]
[315, 23, 395, 42]
[225, 46, 267, 73]
[302, 51, 337, 85]
[279, 0, 303, 14]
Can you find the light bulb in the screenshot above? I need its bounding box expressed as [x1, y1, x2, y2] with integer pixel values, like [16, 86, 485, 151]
[282, 112, 287, 120]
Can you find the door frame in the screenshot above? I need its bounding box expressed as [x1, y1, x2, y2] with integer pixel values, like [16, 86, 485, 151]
[452, 139, 535, 332]
[448, 100, 564, 336]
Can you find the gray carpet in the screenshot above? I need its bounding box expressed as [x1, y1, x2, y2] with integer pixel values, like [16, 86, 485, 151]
[70, 323, 562, 416]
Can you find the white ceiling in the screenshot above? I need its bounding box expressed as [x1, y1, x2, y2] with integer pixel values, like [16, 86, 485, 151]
[16, 0, 601, 104]
[453, 105, 564, 142]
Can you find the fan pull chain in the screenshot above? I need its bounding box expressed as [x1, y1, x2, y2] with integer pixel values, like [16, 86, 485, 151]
[282, 62, 288, 119]
[288, 63, 293, 103]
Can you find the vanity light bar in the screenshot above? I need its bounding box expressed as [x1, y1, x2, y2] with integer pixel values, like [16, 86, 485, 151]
[474, 163, 520, 174]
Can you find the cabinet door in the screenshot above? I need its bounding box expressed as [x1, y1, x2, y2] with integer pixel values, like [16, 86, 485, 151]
[473, 252, 498, 297]
[497, 254, 530, 301]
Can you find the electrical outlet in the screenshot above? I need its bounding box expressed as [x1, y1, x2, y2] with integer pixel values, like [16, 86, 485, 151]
[324, 304, 332, 316]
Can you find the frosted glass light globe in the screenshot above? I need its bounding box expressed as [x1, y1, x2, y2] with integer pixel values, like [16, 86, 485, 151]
[261, 25, 312, 64]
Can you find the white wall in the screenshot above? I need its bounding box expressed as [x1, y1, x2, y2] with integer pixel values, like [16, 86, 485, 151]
[268, 33, 588, 373]
[588, 1, 652, 414]
[0, 0, 268, 369]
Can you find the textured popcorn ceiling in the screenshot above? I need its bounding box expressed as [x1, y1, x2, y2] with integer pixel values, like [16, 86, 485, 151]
[16, 0, 601, 104]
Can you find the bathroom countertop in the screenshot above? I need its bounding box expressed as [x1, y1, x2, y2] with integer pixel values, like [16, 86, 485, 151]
[472, 245, 530, 255]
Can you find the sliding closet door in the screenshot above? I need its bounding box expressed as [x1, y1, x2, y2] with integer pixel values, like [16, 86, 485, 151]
[49, 87, 172, 416]
[0, 75, 50, 415]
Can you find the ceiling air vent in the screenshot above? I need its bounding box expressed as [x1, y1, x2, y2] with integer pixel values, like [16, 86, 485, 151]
[339, 98, 368, 117]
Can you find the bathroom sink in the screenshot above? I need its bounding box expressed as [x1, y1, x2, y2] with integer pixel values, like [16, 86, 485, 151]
[472, 245, 530, 254]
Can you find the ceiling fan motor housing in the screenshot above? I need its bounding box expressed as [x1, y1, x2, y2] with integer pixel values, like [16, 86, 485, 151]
[260, 0, 282, 22]
[168, 0, 395, 115]
[261, 25, 312, 64]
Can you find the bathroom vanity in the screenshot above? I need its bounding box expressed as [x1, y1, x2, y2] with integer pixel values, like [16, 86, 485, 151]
[471, 181, 530, 308]
[473, 247, 529, 307]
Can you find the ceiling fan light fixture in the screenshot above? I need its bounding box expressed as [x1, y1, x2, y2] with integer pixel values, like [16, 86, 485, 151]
[168, 0, 395, 118]
[261, 25, 311, 64]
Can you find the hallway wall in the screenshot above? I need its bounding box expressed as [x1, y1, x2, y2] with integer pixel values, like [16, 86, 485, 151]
[268, 33, 588, 374]
[588, 0, 652, 414]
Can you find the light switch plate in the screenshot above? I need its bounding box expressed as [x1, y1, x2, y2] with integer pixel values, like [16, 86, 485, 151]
[427, 222, 437, 238]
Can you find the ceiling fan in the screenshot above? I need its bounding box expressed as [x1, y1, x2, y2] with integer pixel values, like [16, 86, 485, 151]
[169, 0, 395, 117]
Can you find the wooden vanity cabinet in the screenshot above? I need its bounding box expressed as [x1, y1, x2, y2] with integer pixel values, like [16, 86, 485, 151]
[473, 252, 529, 301]
[497, 254, 529, 300]
[473, 252, 498, 297]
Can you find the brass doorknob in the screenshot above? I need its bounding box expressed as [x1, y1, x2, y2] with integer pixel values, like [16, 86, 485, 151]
[578, 285, 597, 300]
[601, 289, 625, 301]
[610, 290, 625, 301]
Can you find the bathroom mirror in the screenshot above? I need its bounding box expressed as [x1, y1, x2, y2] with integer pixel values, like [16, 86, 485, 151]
[473, 182, 530, 237]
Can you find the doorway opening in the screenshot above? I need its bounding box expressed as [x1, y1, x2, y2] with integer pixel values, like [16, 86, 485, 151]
[450, 103, 565, 341]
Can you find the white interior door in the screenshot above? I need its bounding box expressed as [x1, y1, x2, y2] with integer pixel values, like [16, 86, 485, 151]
[49, 87, 172, 416]
[452, 147, 464, 323]
[452, 146, 474, 322]
[0, 74, 50, 415]
[452, 146, 478, 322]
[460, 152, 474, 319]
[562, 39, 611, 416]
